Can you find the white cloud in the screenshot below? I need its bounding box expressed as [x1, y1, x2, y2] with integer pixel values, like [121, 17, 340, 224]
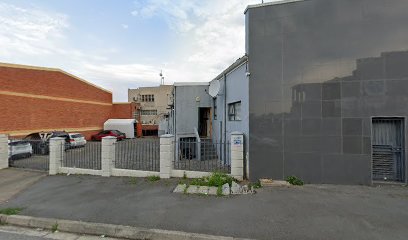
[130, 0, 265, 84]
[0, 1, 279, 102]
[0, 3, 68, 57]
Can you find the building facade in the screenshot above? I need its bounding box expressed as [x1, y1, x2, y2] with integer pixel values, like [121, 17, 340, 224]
[210, 57, 250, 177]
[245, 0, 408, 184]
[128, 85, 173, 136]
[169, 83, 211, 139]
[0, 63, 135, 140]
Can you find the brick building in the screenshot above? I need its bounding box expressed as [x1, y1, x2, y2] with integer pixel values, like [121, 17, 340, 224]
[0, 63, 135, 139]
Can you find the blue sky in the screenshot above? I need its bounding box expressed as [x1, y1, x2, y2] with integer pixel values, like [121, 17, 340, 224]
[0, 0, 271, 101]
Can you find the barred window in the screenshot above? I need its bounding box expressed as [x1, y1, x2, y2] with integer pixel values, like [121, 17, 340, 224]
[141, 94, 155, 102]
[141, 110, 158, 115]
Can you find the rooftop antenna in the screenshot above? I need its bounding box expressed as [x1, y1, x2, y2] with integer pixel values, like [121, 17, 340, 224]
[159, 70, 165, 85]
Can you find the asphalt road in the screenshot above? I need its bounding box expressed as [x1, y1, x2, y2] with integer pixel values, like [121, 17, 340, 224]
[2, 174, 408, 240]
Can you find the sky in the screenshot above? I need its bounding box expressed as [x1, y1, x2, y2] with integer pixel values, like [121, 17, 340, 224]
[0, 0, 274, 101]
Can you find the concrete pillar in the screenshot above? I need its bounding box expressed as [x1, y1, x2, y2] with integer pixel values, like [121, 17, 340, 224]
[160, 134, 174, 179]
[49, 137, 65, 175]
[101, 136, 116, 177]
[0, 134, 9, 169]
[231, 132, 244, 181]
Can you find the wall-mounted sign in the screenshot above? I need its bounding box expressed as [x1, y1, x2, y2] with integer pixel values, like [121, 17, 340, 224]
[232, 135, 243, 146]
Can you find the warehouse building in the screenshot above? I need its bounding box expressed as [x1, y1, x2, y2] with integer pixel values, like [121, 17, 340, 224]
[0, 63, 135, 139]
[245, 0, 408, 184]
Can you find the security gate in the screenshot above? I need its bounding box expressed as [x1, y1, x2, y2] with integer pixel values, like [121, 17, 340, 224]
[372, 118, 405, 182]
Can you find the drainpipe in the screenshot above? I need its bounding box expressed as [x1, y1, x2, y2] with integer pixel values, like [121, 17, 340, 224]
[223, 73, 227, 163]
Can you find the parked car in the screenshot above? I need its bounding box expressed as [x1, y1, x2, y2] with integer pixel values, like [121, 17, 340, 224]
[8, 140, 33, 160]
[91, 130, 126, 141]
[68, 133, 87, 148]
[24, 131, 71, 155]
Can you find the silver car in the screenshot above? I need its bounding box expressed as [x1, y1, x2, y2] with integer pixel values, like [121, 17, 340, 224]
[68, 133, 87, 148]
[8, 140, 33, 160]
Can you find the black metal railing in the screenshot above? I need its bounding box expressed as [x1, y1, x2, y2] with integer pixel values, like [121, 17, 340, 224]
[115, 138, 160, 172]
[8, 138, 49, 171]
[174, 139, 230, 173]
[63, 141, 101, 170]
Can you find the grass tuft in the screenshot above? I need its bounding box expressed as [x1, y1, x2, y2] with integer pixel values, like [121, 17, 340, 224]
[0, 208, 23, 215]
[147, 175, 160, 182]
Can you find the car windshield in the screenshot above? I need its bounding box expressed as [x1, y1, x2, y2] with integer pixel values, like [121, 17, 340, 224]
[71, 134, 83, 138]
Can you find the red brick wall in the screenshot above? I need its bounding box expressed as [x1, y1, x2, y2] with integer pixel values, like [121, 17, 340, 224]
[111, 103, 136, 119]
[0, 65, 132, 140]
[0, 66, 112, 103]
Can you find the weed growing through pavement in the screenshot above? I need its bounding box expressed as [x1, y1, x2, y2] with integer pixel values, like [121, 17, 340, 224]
[147, 175, 160, 182]
[129, 177, 137, 185]
[51, 223, 58, 233]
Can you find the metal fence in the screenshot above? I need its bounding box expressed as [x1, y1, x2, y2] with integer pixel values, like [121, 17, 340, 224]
[8, 138, 49, 171]
[63, 141, 101, 170]
[115, 138, 160, 172]
[175, 138, 230, 173]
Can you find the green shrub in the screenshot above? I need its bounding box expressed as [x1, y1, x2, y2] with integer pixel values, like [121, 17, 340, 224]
[286, 176, 304, 186]
[190, 172, 235, 187]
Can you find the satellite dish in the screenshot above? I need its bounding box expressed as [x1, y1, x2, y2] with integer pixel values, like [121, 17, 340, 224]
[209, 80, 220, 97]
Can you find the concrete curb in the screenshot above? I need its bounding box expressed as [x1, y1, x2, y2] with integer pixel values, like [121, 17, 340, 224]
[0, 214, 254, 240]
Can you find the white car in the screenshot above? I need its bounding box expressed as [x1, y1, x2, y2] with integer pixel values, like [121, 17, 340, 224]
[8, 140, 33, 160]
[68, 133, 87, 148]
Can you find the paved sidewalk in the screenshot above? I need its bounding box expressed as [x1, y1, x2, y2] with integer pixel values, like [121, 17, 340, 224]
[0, 225, 123, 239]
[1, 175, 408, 240]
[0, 168, 45, 204]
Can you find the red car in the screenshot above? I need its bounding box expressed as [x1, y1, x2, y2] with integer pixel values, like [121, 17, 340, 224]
[91, 130, 126, 141]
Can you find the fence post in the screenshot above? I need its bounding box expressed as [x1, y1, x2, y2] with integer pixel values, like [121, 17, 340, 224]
[102, 136, 116, 177]
[0, 134, 9, 169]
[160, 134, 174, 179]
[230, 132, 244, 181]
[49, 137, 65, 175]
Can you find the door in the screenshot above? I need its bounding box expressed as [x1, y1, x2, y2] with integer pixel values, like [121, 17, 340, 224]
[198, 108, 211, 137]
[372, 118, 405, 182]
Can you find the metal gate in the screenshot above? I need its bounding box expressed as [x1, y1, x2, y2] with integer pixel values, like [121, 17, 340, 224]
[372, 118, 405, 182]
[9, 139, 49, 172]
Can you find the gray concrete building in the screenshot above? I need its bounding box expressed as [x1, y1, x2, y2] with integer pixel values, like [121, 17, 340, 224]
[245, 0, 408, 184]
[169, 83, 211, 139]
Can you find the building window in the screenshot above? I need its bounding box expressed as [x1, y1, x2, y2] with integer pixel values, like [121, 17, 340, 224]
[213, 98, 217, 120]
[141, 94, 155, 102]
[141, 110, 158, 115]
[228, 101, 241, 121]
